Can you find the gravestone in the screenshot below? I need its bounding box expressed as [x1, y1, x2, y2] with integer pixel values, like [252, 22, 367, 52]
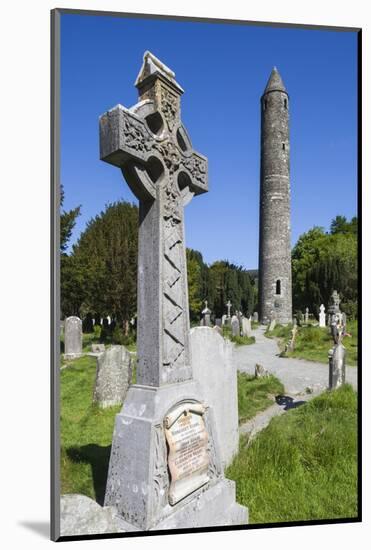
[328, 344, 346, 389]
[226, 300, 232, 319]
[253, 311, 259, 322]
[215, 318, 222, 327]
[93, 345, 132, 408]
[304, 307, 309, 324]
[319, 304, 326, 328]
[268, 318, 276, 331]
[230, 315, 240, 337]
[100, 51, 247, 531]
[221, 314, 228, 326]
[64, 316, 82, 359]
[241, 316, 251, 337]
[201, 300, 212, 327]
[190, 327, 239, 468]
[255, 363, 269, 378]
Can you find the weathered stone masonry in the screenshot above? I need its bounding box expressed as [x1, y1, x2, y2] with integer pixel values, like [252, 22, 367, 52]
[258, 67, 292, 324]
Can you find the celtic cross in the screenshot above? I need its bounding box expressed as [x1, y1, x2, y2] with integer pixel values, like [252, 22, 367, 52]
[100, 51, 208, 386]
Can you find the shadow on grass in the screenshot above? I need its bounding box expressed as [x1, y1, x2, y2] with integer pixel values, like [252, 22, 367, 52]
[66, 444, 111, 505]
[275, 395, 307, 410]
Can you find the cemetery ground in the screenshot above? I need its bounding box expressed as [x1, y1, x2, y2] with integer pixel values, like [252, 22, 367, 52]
[265, 320, 358, 366]
[60, 323, 358, 525]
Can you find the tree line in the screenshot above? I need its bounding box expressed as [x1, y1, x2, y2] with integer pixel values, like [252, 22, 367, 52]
[61, 197, 257, 326]
[61, 193, 357, 327]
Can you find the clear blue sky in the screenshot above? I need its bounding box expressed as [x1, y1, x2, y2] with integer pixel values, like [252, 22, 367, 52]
[61, 13, 358, 269]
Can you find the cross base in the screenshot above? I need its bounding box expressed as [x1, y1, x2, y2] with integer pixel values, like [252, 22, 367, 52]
[104, 381, 248, 531]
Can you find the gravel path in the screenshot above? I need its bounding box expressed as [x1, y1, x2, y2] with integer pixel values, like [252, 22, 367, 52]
[236, 325, 358, 438]
[235, 325, 357, 395]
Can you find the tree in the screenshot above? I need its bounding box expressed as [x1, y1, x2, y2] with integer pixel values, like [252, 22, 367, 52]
[60, 184, 81, 253]
[60, 184, 81, 316]
[292, 217, 358, 318]
[61, 201, 139, 323]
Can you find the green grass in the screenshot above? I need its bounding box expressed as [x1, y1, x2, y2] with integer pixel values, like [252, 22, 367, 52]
[265, 321, 358, 366]
[227, 384, 358, 524]
[237, 372, 284, 424]
[60, 355, 121, 503]
[222, 325, 255, 346]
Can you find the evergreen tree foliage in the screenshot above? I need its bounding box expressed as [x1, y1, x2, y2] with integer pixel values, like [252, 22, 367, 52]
[292, 216, 358, 318]
[61, 201, 138, 323]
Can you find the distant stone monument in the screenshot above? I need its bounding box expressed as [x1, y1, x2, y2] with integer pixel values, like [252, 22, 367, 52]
[319, 304, 326, 328]
[241, 316, 251, 337]
[64, 316, 82, 359]
[231, 315, 240, 337]
[268, 318, 276, 331]
[100, 51, 246, 531]
[226, 300, 232, 319]
[93, 345, 132, 408]
[253, 311, 259, 322]
[200, 300, 212, 327]
[305, 307, 309, 323]
[328, 345, 346, 390]
[221, 314, 227, 326]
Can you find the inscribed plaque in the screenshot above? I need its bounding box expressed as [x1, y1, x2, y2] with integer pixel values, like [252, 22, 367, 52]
[164, 402, 209, 505]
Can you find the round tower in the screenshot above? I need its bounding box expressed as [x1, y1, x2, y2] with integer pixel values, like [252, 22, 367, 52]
[258, 67, 292, 324]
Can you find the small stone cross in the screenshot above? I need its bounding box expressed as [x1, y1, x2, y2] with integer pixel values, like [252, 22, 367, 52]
[100, 51, 208, 386]
[226, 300, 232, 317]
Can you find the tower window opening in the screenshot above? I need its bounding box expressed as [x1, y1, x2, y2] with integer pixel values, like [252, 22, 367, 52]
[284, 98, 287, 109]
[282, 143, 285, 151]
[264, 99, 267, 110]
[276, 280, 281, 295]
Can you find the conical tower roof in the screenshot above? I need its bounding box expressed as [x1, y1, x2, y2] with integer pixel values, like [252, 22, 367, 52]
[263, 67, 287, 94]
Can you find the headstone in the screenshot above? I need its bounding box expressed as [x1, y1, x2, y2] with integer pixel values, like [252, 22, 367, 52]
[255, 363, 269, 378]
[268, 318, 276, 331]
[319, 304, 326, 327]
[64, 316, 82, 359]
[226, 300, 232, 319]
[215, 318, 222, 327]
[304, 307, 309, 323]
[60, 494, 124, 537]
[91, 343, 105, 354]
[201, 300, 212, 327]
[286, 324, 298, 352]
[190, 327, 238, 468]
[107, 315, 111, 325]
[100, 51, 247, 531]
[93, 345, 132, 408]
[253, 311, 259, 322]
[328, 343, 346, 390]
[221, 314, 228, 326]
[241, 316, 252, 337]
[231, 315, 240, 337]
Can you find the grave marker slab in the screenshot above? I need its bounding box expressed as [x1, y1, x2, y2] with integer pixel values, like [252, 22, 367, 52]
[319, 304, 326, 328]
[64, 316, 82, 359]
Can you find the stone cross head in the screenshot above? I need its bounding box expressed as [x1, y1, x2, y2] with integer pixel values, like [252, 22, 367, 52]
[99, 51, 208, 387]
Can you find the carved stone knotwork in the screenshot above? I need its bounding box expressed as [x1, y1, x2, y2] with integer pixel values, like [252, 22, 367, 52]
[99, 51, 208, 387]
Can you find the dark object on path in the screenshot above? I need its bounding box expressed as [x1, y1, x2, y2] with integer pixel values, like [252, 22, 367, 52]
[275, 395, 307, 411]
